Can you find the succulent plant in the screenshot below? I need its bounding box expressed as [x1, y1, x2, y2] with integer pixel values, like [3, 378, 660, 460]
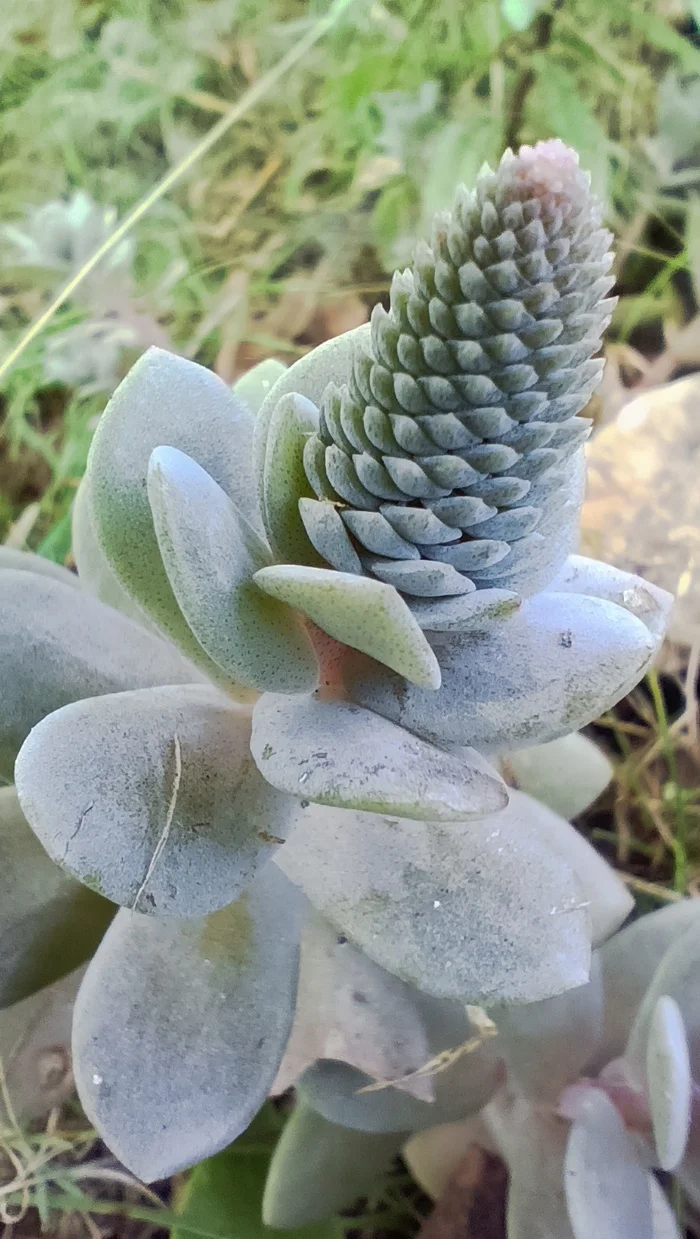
[0, 141, 674, 1183]
[396, 898, 700, 1239]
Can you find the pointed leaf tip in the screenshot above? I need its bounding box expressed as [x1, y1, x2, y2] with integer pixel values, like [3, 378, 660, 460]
[254, 564, 441, 689]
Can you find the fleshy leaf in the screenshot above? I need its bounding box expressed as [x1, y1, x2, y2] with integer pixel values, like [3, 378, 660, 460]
[0, 972, 82, 1123]
[0, 787, 112, 1008]
[484, 1093, 573, 1239]
[254, 326, 369, 518]
[86, 348, 261, 674]
[0, 547, 79, 589]
[276, 795, 590, 1005]
[515, 791, 632, 946]
[261, 393, 324, 564]
[72, 865, 304, 1181]
[0, 569, 203, 781]
[645, 996, 691, 1171]
[274, 914, 434, 1101]
[595, 900, 700, 1071]
[16, 685, 295, 917]
[148, 447, 318, 694]
[233, 359, 287, 416]
[564, 1091, 653, 1239]
[298, 997, 499, 1134]
[72, 477, 151, 623]
[488, 954, 604, 1104]
[251, 694, 506, 821]
[501, 732, 613, 821]
[263, 1102, 403, 1228]
[344, 590, 658, 749]
[254, 564, 441, 690]
[549, 555, 673, 645]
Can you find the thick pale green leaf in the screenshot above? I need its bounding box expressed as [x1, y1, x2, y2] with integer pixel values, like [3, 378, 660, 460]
[0, 570, 203, 781]
[251, 694, 506, 821]
[276, 795, 590, 1005]
[274, 914, 434, 1101]
[148, 447, 318, 694]
[86, 348, 261, 677]
[549, 556, 673, 645]
[484, 1094, 574, 1239]
[403, 1117, 494, 1200]
[233, 360, 288, 416]
[16, 685, 295, 917]
[564, 1091, 653, 1239]
[0, 787, 112, 1008]
[488, 954, 604, 1104]
[501, 733, 613, 821]
[254, 326, 369, 519]
[297, 992, 500, 1132]
[0, 547, 78, 589]
[645, 996, 691, 1171]
[263, 1102, 403, 1228]
[73, 865, 304, 1181]
[345, 590, 659, 749]
[174, 1105, 340, 1239]
[595, 900, 700, 1071]
[515, 792, 633, 946]
[625, 922, 700, 1092]
[261, 393, 324, 564]
[254, 565, 441, 690]
[72, 476, 152, 624]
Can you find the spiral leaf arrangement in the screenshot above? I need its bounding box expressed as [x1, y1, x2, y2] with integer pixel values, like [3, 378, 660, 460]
[300, 140, 615, 600]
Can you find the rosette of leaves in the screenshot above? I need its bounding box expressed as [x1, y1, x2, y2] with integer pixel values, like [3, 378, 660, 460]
[0, 141, 673, 1181]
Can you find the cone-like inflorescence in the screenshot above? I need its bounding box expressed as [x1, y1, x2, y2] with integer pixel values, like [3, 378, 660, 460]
[300, 140, 615, 599]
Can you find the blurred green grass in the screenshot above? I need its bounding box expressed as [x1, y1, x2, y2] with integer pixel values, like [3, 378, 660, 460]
[3, 0, 700, 553]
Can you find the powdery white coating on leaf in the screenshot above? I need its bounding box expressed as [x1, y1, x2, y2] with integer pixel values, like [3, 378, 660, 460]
[0, 569, 203, 781]
[594, 900, 700, 1072]
[72, 477, 152, 624]
[276, 795, 590, 1005]
[513, 791, 633, 946]
[488, 954, 604, 1105]
[564, 1090, 654, 1239]
[16, 685, 296, 918]
[501, 732, 613, 822]
[409, 588, 520, 631]
[233, 359, 287, 416]
[147, 447, 318, 694]
[0, 547, 79, 589]
[254, 564, 441, 689]
[645, 996, 692, 1171]
[261, 392, 325, 565]
[72, 865, 304, 1182]
[0, 787, 112, 1008]
[250, 693, 507, 821]
[548, 554, 674, 645]
[254, 326, 370, 518]
[273, 913, 434, 1101]
[344, 589, 659, 751]
[262, 1101, 404, 1228]
[86, 348, 261, 678]
[649, 1175, 684, 1239]
[625, 922, 700, 1095]
[484, 1092, 574, 1239]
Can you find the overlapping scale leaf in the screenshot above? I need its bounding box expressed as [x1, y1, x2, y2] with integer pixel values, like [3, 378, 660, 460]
[0, 569, 203, 781]
[72, 865, 304, 1181]
[276, 794, 590, 1006]
[250, 693, 507, 821]
[0, 787, 113, 1007]
[294, 142, 614, 613]
[501, 732, 613, 821]
[563, 1091, 654, 1239]
[16, 685, 295, 917]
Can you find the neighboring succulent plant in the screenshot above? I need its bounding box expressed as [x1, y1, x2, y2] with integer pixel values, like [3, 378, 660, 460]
[397, 898, 700, 1239]
[0, 141, 673, 1183]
